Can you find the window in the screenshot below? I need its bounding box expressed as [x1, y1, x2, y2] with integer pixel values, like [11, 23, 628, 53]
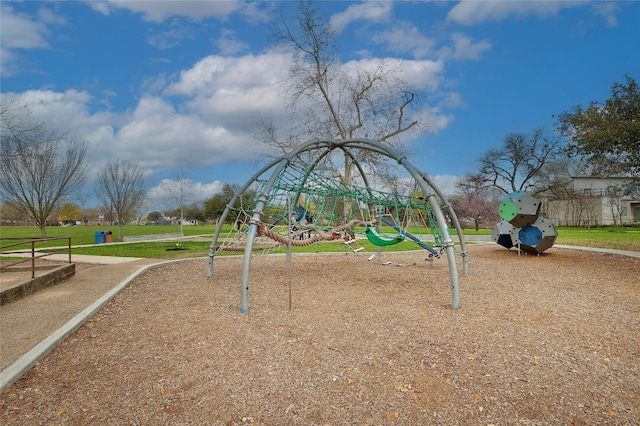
[584, 188, 592, 197]
[621, 207, 628, 217]
[606, 186, 616, 196]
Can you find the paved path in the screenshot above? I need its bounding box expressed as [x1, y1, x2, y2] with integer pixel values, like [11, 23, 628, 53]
[554, 244, 640, 258]
[1, 244, 638, 392]
[0, 255, 171, 391]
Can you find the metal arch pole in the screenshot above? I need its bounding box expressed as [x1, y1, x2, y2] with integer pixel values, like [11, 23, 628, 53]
[216, 137, 465, 310]
[343, 137, 468, 276]
[208, 198, 238, 277]
[403, 167, 460, 309]
[417, 172, 469, 276]
[240, 158, 290, 313]
[330, 138, 461, 309]
[208, 157, 286, 277]
[346, 139, 461, 310]
[315, 137, 463, 308]
[426, 192, 460, 309]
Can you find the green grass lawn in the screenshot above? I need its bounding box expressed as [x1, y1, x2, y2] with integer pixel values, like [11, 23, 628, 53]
[0, 224, 216, 246]
[554, 227, 640, 252]
[1, 223, 638, 259]
[453, 226, 640, 252]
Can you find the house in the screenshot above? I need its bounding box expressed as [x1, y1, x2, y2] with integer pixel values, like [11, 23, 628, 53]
[543, 177, 640, 226]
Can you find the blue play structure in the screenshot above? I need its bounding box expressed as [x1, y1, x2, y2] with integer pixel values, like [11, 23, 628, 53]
[492, 191, 557, 254]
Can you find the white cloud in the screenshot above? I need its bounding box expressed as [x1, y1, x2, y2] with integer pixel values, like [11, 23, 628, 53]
[415, 105, 455, 135]
[164, 52, 289, 98]
[447, 0, 584, 25]
[17, 89, 97, 132]
[113, 97, 244, 171]
[0, 5, 51, 49]
[429, 174, 461, 197]
[591, 2, 619, 27]
[215, 28, 250, 55]
[147, 24, 195, 49]
[86, 1, 110, 16]
[359, 57, 444, 90]
[5, 46, 461, 204]
[91, 0, 242, 23]
[0, 4, 60, 76]
[371, 24, 490, 63]
[7, 90, 248, 178]
[330, 1, 393, 33]
[164, 51, 291, 132]
[371, 24, 436, 59]
[438, 33, 491, 61]
[146, 178, 224, 208]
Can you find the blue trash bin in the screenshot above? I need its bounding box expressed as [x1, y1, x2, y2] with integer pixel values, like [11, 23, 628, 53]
[95, 231, 105, 244]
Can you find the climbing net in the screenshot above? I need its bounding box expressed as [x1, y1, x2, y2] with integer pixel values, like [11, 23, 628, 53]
[214, 163, 445, 255]
[208, 138, 466, 313]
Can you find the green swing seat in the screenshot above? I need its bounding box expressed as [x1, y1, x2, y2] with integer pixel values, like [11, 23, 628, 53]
[364, 227, 405, 246]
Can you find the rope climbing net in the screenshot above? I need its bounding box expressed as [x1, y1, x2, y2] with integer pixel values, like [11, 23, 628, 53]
[208, 138, 467, 313]
[214, 162, 445, 255]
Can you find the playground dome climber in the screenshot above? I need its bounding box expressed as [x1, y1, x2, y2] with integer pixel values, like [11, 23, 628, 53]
[207, 138, 468, 312]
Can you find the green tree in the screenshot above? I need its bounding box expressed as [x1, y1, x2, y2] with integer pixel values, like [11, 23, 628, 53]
[203, 195, 226, 222]
[184, 203, 204, 222]
[555, 75, 640, 194]
[57, 203, 83, 225]
[203, 184, 253, 224]
[0, 202, 26, 225]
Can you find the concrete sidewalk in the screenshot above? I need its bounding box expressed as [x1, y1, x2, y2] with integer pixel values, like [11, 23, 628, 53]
[3, 252, 146, 265]
[38, 253, 146, 264]
[554, 244, 640, 259]
[0, 255, 171, 391]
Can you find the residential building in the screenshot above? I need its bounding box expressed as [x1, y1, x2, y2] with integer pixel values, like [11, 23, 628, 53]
[543, 177, 640, 226]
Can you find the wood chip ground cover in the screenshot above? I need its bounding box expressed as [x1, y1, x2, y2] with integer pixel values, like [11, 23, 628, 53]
[1, 245, 639, 425]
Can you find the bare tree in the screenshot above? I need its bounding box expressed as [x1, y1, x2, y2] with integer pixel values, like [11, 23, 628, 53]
[95, 160, 146, 241]
[1, 97, 44, 157]
[262, 0, 425, 184]
[605, 186, 625, 227]
[477, 128, 563, 195]
[0, 98, 87, 237]
[161, 166, 193, 236]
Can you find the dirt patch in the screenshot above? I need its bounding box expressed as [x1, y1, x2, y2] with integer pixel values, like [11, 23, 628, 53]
[1, 245, 638, 425]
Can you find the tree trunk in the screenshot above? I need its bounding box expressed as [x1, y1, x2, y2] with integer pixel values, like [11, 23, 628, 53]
[343, 152, 352, 222]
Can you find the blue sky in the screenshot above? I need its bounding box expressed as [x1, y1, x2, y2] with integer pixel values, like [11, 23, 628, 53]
[2, 1, 639, 212]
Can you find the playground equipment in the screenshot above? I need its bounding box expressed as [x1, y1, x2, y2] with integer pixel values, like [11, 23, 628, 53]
[378, 216, 440, 258]
[208, 138, 468, 312]
[492, 191, 557, 254]
[498, 192, 541, 228]
[364, 225, 405, 246]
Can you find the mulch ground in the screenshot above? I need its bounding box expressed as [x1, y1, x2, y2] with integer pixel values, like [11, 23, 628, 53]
[1, 244, 639, 425]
